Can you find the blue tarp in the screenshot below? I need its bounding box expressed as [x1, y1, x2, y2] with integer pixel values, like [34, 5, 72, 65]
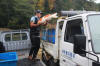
[0, 52, 18, 66]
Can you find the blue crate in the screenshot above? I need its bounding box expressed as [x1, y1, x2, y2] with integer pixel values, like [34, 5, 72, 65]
[0, 52, 18, 66]
[41, 29, 55, 44]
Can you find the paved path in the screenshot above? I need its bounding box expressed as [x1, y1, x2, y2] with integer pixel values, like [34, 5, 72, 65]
[17, 58, 46, 66]
[17, 48, 43, 66]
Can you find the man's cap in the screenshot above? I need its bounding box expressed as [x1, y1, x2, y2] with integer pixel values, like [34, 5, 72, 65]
[35, 10, 43, 14]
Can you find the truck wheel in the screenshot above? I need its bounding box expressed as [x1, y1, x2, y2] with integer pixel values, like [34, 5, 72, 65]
[0, 42, 5, 53]
[48, 58, 59, 66]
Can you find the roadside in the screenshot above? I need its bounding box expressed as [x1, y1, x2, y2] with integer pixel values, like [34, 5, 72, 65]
[17, 48, 45, 66]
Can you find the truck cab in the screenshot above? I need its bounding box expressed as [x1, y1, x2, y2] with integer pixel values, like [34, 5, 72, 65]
[42, 11, 100, 66]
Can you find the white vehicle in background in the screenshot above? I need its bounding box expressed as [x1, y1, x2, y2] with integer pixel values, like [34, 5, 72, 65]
[0, 29, 31, 58]
[41, 11, 100, 66]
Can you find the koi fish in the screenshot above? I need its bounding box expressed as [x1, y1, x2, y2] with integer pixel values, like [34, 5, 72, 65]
[38, 13, 58, 24]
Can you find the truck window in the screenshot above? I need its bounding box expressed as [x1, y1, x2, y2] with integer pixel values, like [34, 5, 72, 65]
[5, 34, 11, 42]
[21, 33, 28, 40]
[12, 33, 21, 41]
[64, 19, 84, 43]
[88, 15, 100, 53]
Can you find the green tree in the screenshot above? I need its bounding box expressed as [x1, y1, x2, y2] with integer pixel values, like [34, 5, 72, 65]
[0, 0, 16, 27]
[7, 0, 35, 29]
[0, 0, 99, 29]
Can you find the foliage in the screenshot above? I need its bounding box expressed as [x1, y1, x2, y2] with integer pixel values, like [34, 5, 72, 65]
[0, 0, 100, 29]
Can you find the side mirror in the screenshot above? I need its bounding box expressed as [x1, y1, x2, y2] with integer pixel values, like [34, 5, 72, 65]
[73, 35, 86, 56]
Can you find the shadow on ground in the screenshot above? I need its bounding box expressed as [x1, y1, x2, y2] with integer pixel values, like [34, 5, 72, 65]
[17, 58, 44, 66]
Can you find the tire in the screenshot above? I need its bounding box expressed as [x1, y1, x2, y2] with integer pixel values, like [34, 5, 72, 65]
[48, 58, 59, 66]
[0, 42, 5, 53]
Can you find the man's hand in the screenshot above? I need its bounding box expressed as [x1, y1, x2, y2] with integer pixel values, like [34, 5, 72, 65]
[41, 20, 48, 26]
[37, 20, 48, 26]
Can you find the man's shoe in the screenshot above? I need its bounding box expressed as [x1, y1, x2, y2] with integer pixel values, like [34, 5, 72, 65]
[32, 58, 40, 62]
[28, 56, 32, 60]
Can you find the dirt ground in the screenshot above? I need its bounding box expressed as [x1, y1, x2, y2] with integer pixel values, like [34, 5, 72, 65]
[0, 28, 11, 31]
[17, 58, 45, 66]
[37, 48, 42, 59]
[17, 48, 45, 66]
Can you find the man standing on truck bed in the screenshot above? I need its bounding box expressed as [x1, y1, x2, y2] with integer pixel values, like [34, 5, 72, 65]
[28, 10, 47, 61]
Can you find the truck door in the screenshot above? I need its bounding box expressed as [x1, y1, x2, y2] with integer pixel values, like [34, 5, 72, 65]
[57, 19, 64, 50]
[60, 18, 89, 66]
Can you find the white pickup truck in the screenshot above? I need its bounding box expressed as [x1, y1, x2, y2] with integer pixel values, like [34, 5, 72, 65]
[41, 11, 100, 66]
[0, 29, 31, 58]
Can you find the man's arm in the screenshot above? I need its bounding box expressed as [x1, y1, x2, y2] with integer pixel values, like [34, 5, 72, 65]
[30, 21, 40, 28]
[30, 16, 41, 28]
[30, 18, 48, 28]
